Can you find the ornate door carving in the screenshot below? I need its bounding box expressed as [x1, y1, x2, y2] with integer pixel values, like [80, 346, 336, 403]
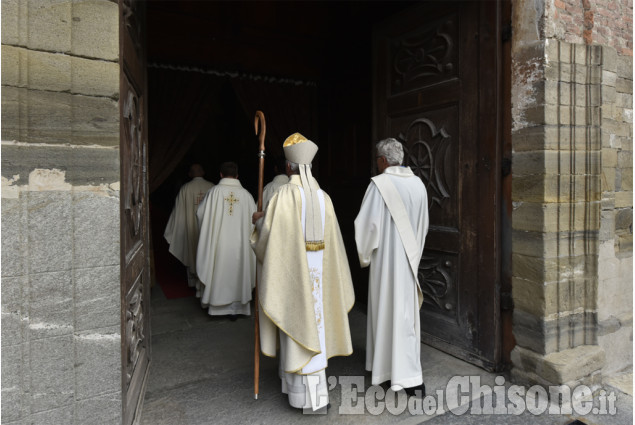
[374, 1, 502, 369]
[120, 0, 151, 423]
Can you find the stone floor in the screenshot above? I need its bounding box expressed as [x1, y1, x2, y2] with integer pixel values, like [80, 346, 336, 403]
[141, 286, 633, 425]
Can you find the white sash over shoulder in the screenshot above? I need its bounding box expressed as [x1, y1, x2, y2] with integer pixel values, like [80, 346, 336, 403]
[371, 173, 424, 307]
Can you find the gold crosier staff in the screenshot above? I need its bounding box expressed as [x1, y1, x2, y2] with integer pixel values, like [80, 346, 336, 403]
[253, 110, 266, 400]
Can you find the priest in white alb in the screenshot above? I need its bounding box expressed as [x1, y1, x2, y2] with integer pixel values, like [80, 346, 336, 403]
[354, 137, 429, 396]
[251, 133, 355, 412]
[163, 163, 214, 289]
[262, 157, 289, 209]
[196, 161, 256, 317]
[255, 158, 289, 307]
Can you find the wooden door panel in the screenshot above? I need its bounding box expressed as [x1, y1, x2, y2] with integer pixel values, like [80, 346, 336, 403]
[388, 105, 459, 230]
[388, 9, 460, 94]
[120, 0, 150, 424]
[388, 104, 476, 353]
[374, 1, 501, 369]
[123, 251, 149, 418]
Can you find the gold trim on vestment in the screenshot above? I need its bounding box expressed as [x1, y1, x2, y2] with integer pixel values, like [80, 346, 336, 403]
[282, 346, 354, 375]
[259, 300, 355, 373]
[259, 299, 332, 375]
[279, 353, 354, 375]
[254, 183, 355, 376]
[261, 351, 277, 359]
[328, 350, 353, 360]
[305, 241, 325, 251]
[289, 356, 315, 374]
[258, 301, 320, 356]
[277, 344, 354, 375]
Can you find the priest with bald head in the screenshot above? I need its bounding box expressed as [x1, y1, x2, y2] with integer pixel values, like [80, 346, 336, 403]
[251, 133, 355, 412]
[196, 161, 256, 318]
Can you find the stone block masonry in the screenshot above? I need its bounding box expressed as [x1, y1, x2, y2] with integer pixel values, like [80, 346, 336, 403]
[597, 48, 633, 374]
[511, 34, 624, 387]
[511, 0, 632, 387]
[1, 1, 123, 424]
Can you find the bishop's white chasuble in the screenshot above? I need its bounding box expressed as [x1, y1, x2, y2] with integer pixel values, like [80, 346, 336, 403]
[256, 175, 290, 307]
[251, 175, 354, 411]
[354, 166, 429, 391]
[278, 187, 328, 410]
[196, 178, 256, 316]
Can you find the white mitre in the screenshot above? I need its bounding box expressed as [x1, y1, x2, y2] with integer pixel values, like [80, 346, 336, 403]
[283, 133, 324, 251]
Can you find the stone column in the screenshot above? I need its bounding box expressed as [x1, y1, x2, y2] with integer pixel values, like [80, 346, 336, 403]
[511, 37, 605, 387]
[1, 1, 122, 423]
[597, 50, 633, 374]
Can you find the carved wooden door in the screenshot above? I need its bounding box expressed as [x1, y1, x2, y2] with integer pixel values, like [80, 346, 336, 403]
[374, 1, 502, 369]
[120, 0, 151, 423]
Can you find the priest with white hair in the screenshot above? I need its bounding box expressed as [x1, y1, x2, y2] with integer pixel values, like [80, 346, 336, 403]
[354, 137, 429, 397]
[251, 133, 355, 412]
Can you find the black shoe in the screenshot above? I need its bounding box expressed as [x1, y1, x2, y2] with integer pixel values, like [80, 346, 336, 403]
[229, 314, 238, 321]
[404, 382, 426, 397]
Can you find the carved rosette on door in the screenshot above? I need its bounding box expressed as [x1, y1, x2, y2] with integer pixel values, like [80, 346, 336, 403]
[399, 118, 451, 210]
[398, 117, 457, 317]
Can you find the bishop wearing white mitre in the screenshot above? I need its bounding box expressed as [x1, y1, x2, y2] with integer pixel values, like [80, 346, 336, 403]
[164, 163, 214, 289]
[251, 133, 355, 411]
[196, 161, 256, 317]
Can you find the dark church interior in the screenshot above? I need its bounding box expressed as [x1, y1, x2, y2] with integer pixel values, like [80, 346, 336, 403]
[145, 0, 514, 372]
[147, 1, 416, 301]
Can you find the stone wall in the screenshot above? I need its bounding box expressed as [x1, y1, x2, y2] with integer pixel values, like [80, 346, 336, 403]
[597, 49, 633, 374]
[511, 37, 605, 386]
[545, 0, 633, 55]
[1, 1, 122, 424]
[511, 0, 632, 386]
[545, 0, 634, 376]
